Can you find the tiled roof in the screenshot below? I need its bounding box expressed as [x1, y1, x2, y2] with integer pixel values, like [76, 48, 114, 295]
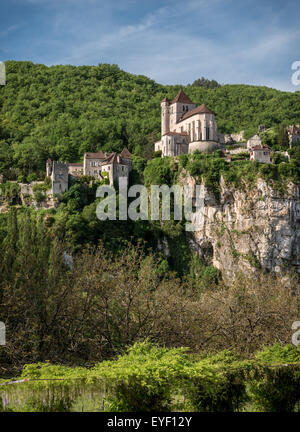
[178, 104, 214, 122]
[101, 152, 118, 166]
[68, 163, 83, 167]
[85, 150, 107, 159]
[120, 148, 132, 159]
[251, 146, 271, 151]
[171, 89, 194, 105]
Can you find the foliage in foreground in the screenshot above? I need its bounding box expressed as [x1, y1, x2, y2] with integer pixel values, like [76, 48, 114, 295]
[1, 342, 300, 412]
[0, 207, 299, 371]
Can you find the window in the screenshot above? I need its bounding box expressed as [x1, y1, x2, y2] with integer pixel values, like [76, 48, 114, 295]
[205, 127, 210, 140]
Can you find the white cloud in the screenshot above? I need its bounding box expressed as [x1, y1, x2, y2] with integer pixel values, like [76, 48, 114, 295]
[22, 0, 299, 91]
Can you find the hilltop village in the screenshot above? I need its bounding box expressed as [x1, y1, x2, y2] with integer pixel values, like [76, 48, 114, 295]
[42, 89, 300, 197]
[46, 147, 133, 195]
[155, 89, 300, 163]
[0, 89, 300, 209]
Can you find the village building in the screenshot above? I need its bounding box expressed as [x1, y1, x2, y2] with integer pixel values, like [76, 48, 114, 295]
[83, 150, 108, 179]
[288, 125, 300, 146]
[46, 148, 132, 193]
[250, 146, 272, 164]
[68, 163, 84, 178]
[46, 160, 69, 194]
[247, 134, 262, 150]
[101, 150, 132, 185]
[155, 90, 224, 156]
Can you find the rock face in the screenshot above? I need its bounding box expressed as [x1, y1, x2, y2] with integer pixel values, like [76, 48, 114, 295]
[182, 173, 300, 282]
[224, 131, 245, 144]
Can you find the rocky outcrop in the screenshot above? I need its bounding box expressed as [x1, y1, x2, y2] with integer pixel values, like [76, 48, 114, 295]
[224, 131, 245, 144]
[0, 181, 58, 212]
[182, 173, 300, 282]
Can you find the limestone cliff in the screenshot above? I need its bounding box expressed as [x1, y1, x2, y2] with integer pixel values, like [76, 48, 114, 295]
[182, 173, 300, 281]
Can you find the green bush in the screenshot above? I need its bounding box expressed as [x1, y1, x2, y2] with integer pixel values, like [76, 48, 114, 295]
[27, 173, 38, 183]
[33, 190, 46, 202]
[185, 351, 248, 412]
[247, 344, 300, 412]
[89, 341, 190, 412]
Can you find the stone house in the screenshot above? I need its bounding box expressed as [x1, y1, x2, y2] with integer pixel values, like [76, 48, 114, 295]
[83, 150, 108, 179]
[46, 160, 69, 194]
[155, 90, 223, 156]
[68, 163, 84, 178]
[101, 150, 132, 185]
[247, 134, 262, 150]
[250, 146, 272, 163]
[288, 125, 300, 146]
[84, 148, 132, 185]
[47, 148, 132, 192]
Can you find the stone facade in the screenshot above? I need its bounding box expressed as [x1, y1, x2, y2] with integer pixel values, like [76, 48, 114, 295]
[155, 90, 223, 156]
[46, 160, 69, 194]
[47, 148, 132, 192]
[84, 150, 108, 179]
[101, 150, 132, 185]
[250, 146, 272, 163]
[68, 163, 84, 177]
[155, 132, 189, 157]
[247, 134, 262, 150]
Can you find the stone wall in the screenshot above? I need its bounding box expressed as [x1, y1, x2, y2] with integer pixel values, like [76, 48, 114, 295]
[224, 131, 245, 143]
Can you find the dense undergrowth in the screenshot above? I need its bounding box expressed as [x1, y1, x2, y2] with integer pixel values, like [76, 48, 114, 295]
[1, 342, 300, 412]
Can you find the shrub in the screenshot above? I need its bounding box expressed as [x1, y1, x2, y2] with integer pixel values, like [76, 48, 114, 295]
[27, 173, 37, 183]
[89, 341, 191, 412]
[247, 344, 300, 412]
[185, 351, 248, 412]
[34, 190, 46, 202]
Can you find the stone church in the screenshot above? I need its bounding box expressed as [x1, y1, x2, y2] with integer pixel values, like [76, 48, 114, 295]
[155, 89, 224, 156]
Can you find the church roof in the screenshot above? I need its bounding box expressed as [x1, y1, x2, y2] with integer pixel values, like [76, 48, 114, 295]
[120, 148, 132, 159]
[171, 89, 194, 105]
[178, 104, 215, 122]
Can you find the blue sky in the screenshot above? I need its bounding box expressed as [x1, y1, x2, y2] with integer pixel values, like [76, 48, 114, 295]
[0, 0, 299, 91]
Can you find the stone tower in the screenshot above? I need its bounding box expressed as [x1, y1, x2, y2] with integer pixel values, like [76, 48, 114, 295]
[46, 160, 69, 195]
[46, 159, 52, 177]
[161, 98, 170, 136]
[169, 90, 196, 130]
